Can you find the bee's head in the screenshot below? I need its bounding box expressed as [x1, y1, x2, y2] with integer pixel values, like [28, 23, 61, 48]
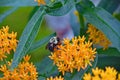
[49, 37, 58, 44]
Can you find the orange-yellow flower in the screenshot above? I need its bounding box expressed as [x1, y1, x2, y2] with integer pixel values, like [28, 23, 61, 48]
[83, 67, 120, 80]
[0, 55, 38, 80]
[0, 26, 18, 60]
[35, 0, 46, 5]
[47, 76, 64, 80]
[87, 24, 111, 50]
[49, 36, 96, 75]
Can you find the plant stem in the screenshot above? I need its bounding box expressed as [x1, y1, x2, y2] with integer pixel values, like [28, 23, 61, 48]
[79, 13, 85, 29]
[78, 12, 86, 36]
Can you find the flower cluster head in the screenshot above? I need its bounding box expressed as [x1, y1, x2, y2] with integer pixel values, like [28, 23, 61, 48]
[83, 67, 120, 80]
[47, 76, 64, 80]
[49, 36, 96, 75]
[35, 0, 46, 5]
[87, 24, 111, 50]
[0, 55, 38, 80]
[0, 26, 18, 60]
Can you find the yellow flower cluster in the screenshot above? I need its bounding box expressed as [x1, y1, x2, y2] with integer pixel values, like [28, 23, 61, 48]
[49, 36, 96, 75]
[83, 67, 120, 80]
[47, 76, 64, 80]
[35, 0, 46, 5]
[0, 26, 18, 60]
[87, 24, 111, 50]
[0, 55, 38, 80]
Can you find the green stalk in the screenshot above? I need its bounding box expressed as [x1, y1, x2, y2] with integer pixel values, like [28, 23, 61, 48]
[79, 13, 85, 29]
[78, 12, 86, 36]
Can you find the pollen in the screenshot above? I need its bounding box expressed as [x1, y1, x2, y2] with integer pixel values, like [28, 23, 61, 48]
[83, 67, 120, 80]
[87, 24, 111, 50]
[0, 55, 38, 80]
[0, 26, 18, 60]
[47, 76, 64, 80]
[35, 0, 46, 5]
[49, 36, 96, 75]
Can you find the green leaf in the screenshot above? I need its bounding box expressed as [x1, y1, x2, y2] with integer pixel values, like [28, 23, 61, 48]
[0, 0, 37, 6]
[97, 54, 120, 71]
[47, 1, 63, 10]
[36, 57, 58, 79]
[98, 0, 120, 14]
[28, 6, 39, 20]
[97, 47, 120, 57]
[29, 33, 56, 52]
[0, 7, 18, 23]
[46, 0, 75, 16]
[76, 0, 95, 14]
[64, 54, 98, 80]
[76, 3, 120, 51]
[11, 6, 46, 69]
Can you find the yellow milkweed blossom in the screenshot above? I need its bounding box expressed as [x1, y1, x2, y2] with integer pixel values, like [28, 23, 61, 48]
[35, 0, 46, 5]
[47, 76, 64, 80]
[87, 24, 111, 50]
[83, 67, 120, 80]
[49, 36, 96, 75]
[0, 55, 38, 80]
[0, 26, 18, 60]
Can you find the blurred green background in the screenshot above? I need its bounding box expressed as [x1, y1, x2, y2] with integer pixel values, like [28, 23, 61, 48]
[0, 7, 53, 63]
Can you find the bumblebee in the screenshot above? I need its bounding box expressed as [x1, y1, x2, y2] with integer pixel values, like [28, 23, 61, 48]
[46, 37, 61, 52]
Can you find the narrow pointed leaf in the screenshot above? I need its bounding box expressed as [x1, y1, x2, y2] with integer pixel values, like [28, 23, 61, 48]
[11, 6, 46, 69]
